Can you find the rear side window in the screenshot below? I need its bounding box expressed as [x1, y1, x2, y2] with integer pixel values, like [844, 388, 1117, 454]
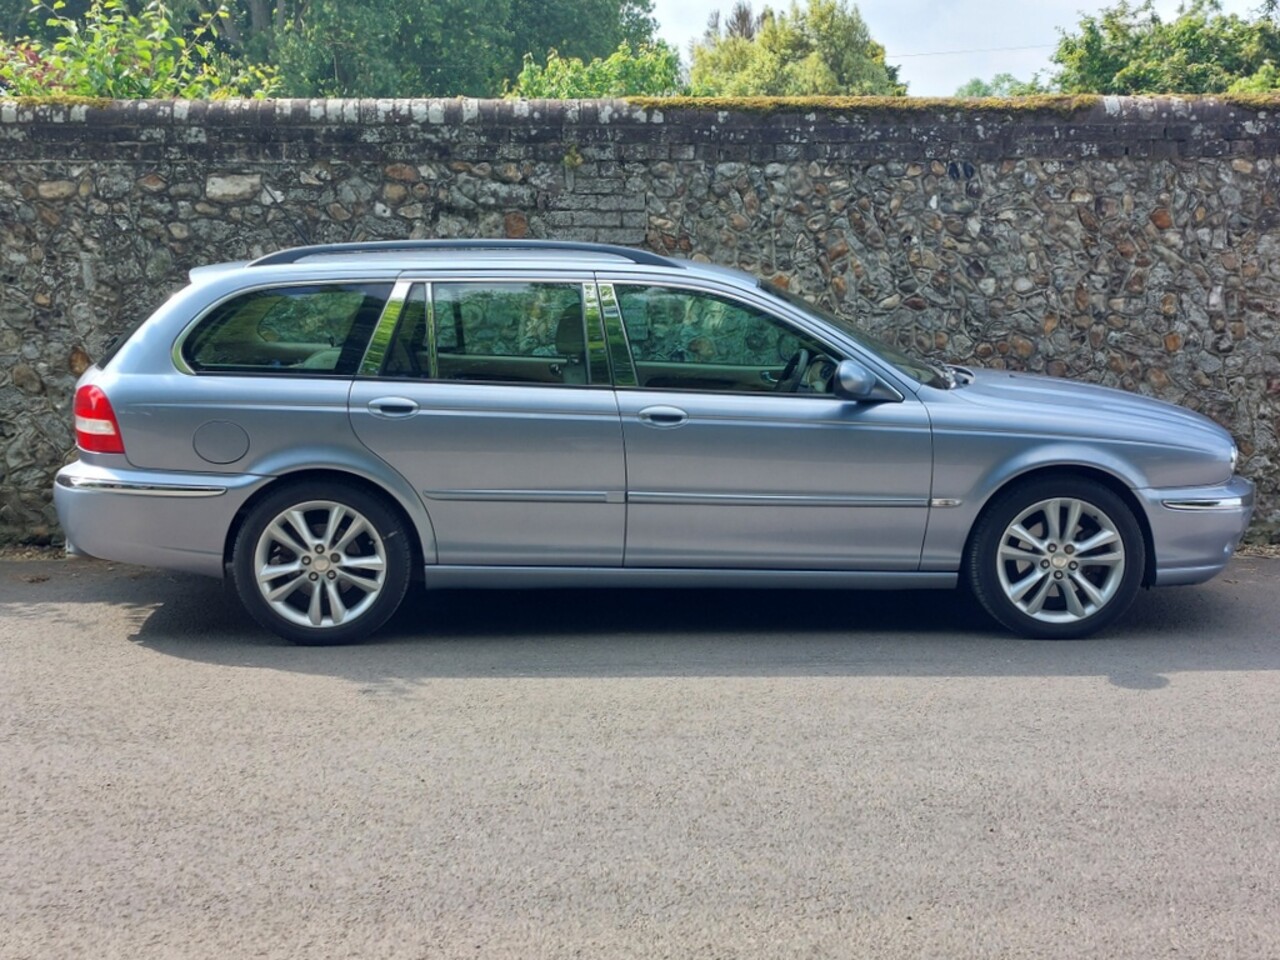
[183, 283, 392, 375]
[383, 282, 591, 385]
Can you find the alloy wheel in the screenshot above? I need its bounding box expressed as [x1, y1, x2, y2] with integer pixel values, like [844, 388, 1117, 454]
[995, 496, 1127, 625]
[252, 499, 388, 629]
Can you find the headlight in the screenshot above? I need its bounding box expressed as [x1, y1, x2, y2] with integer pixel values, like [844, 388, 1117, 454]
[1230, 443, 1239, 472]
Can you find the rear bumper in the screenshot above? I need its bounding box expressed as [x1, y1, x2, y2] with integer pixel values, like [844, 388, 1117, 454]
[1137, 475, 1255, 586]
[54, 461, 269, 577]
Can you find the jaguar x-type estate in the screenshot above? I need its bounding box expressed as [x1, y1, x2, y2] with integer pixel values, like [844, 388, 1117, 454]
[55, 240, 1254, 644]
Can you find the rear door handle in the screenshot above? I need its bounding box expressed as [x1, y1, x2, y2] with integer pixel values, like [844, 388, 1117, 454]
[367, 397, 419, 419]
[637, 405, 688, 428]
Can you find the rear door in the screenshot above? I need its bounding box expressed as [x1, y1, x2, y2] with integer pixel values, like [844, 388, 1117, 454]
[348, 277, 627, 566]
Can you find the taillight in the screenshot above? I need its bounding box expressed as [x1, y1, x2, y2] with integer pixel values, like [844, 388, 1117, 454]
[74, 385, 125, 454]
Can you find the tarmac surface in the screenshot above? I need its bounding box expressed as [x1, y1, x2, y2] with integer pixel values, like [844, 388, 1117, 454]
[2, 555, 1279, 959]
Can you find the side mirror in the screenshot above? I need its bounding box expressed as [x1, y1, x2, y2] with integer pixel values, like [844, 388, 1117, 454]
[833, 359, 877, 401]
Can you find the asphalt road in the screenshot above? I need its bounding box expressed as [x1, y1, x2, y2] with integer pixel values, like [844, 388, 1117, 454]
[2, 555, 1279, 959]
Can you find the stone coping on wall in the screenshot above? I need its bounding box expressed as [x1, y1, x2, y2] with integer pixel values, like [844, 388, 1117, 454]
[1, 95, 1279, 164]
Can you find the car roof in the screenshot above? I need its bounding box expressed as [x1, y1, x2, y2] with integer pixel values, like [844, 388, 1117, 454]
[189, 240, 763, 294]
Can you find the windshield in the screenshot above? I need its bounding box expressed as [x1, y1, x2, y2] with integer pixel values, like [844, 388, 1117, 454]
[759, 283, 951, 389]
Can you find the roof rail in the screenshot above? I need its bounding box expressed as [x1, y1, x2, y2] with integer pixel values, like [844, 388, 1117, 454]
[248, 239, 683, 269]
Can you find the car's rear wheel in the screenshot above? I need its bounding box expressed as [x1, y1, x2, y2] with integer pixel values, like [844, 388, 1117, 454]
[966, 477, 1145, 639]
[231, 481, 411, 645]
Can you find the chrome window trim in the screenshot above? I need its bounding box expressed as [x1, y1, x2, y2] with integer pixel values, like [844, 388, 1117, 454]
[171, 277, 398, 377]
[595, 281, 638, 388]
[358, 280, 413, 376]
[424, 283, 439, 380]
[582, 283, 612, 386]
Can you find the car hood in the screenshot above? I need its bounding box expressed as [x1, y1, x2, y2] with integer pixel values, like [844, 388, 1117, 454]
[947, 368, 1233, 452]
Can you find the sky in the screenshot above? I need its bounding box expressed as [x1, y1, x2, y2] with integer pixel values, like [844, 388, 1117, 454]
[650, 0, 1262, 95]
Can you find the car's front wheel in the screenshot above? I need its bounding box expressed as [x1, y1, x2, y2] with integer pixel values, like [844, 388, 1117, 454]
[231, 481, 412, 645]
[966, 477, 1146, 639]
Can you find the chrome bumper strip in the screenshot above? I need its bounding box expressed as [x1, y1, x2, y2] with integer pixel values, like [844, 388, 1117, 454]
[1161, 497, 1247, 512]
[56, 475, 227, 498]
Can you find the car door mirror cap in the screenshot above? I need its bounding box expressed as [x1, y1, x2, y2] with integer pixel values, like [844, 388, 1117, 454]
[834, 359, 880, 401]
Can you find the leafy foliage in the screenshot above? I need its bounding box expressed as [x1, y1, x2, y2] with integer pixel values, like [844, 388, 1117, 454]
[689, 0, 905, 97]
[1050, 0, 1280, 94]
[507, 41, 681, 98]
[1228, 60, 1280, 93]
[270, 0, 513, 97]
[0, 0, 662, 96]
[955, 73, 1049, 98]
[0, 0, 275, 97]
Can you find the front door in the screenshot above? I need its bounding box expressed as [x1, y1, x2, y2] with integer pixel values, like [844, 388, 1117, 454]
[349, 280, 625, 566]
[603, 282, 932, 570]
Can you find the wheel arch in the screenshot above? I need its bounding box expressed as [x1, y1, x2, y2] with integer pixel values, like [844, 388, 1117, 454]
[222, 467, 431, 577]
[961, 464, 1157, 588]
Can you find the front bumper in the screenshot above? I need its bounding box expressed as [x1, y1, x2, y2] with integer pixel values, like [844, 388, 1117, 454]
[1136, 475, 1255, 586]
[54, 460, 270, 577]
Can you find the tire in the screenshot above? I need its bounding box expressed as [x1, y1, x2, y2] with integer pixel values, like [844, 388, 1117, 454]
[230, 481, 412, 645]
[965, 477, 1146, 640]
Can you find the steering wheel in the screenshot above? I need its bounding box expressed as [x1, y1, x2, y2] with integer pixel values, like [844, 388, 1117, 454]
[774, 348, 811, 393]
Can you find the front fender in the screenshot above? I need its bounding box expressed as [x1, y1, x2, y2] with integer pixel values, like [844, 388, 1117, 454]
[921, 435, 1146, 573]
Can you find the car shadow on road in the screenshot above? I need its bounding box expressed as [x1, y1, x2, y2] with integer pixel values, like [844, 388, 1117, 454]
[4, 558, 1277, 690]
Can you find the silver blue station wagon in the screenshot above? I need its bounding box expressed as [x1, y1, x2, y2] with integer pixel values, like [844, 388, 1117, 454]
[55, 240, 1254, 644]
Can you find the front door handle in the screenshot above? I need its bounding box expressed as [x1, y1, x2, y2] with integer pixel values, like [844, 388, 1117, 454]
[368, 397, 419, 419]
[637, 405, 688, 428]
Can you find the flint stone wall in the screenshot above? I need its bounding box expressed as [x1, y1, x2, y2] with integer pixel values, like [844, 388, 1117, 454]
[1, 96, 1278, 543]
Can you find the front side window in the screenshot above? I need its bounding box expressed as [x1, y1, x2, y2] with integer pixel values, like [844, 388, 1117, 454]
[615, 285, 837, 394]
[760, 283, 949, 389]
[184, 283, 391, 375]
[384, 282, 590, 385]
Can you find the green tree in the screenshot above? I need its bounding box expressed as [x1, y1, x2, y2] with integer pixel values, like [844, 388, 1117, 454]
[0, 0, 660, 95]
[270, 0, 514, 97]
[1229, 59, 1280, 92]
[690, 0, 905, 97]
[1050, 0, 1280, 94]
[955, 72, 1048, 97]
[506, 41, 681, 98]
[0, 0, 275, 96]
[507, 0, 656, 76]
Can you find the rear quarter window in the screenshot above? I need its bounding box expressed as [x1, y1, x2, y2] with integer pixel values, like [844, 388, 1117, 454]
[183, 283, 392, 375]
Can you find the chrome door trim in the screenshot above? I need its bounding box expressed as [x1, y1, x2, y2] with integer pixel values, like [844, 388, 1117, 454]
[626, 491, 930, 507]
[423, 489, 625, 504]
